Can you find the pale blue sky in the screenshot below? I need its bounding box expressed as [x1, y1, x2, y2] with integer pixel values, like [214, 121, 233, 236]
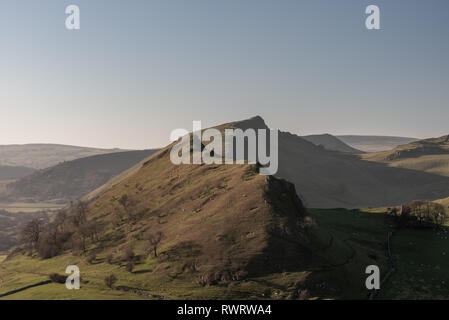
[1, 0, 448, 149]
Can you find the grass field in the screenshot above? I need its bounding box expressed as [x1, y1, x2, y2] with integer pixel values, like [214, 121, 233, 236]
[378, 227, 449, 299]
[0, 202, 65, 213]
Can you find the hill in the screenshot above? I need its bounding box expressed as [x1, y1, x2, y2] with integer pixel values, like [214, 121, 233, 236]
[1, 150, 158, 203]
[0, 139, 380, 299]
[337, 135, 418, 153]
[85, 116, 449, 209]
[0, 166, 34, 180]
[302, 134, 363, 153]
[0, 144, 126, 169]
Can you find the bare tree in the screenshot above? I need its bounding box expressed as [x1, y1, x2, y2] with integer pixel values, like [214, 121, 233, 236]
[118, 194, 137, 221]
[21, 219, 43, 250]
[122, 245, 135, 262]
[73, 201, 88, 226]
[54, 210, 68, 232]
[144, 231, 164, 257]
[104, 274, 117, 288]
[106, 253, 114, 264]
[118, 194, 130, 213]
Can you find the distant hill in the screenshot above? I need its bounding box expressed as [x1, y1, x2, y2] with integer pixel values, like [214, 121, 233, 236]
[302, 134, 363, 153]
[361, 135, 449, 178]
[0, 166, 34, 180]
[2, 150, 158, 203]
[0, 144, 127, 169]
[363, 135, 449, 161]
[337, 135, 418, 152]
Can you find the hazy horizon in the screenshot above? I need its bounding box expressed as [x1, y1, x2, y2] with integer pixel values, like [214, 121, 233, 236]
[1, 0, 448, 149]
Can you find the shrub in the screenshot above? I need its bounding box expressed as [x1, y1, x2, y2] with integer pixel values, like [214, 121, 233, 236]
[104, 274, 117, 289]
[126, 260, 135, 273]
[123, 246, 135, 263]
[87, 253, 96, 264]
[106, 253, 114, 264]
[37, 235, 59, 259]
[396, 201, 448, 228]
[49, 273, 67, 284]
[298, 289, 309, 300]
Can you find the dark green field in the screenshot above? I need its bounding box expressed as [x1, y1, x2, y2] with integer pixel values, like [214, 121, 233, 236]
[311, 208, 449, 299]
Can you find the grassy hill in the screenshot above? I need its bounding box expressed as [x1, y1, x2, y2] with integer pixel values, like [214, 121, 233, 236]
[1, 150, 158, 203]
[302, 134, 363, 154]
[337, 135, 418, 153]
[0, 134, 380, 300]
[1, 118, 448, 300]
[0, 144, 127, 169]
[0, 166, 34, 181]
